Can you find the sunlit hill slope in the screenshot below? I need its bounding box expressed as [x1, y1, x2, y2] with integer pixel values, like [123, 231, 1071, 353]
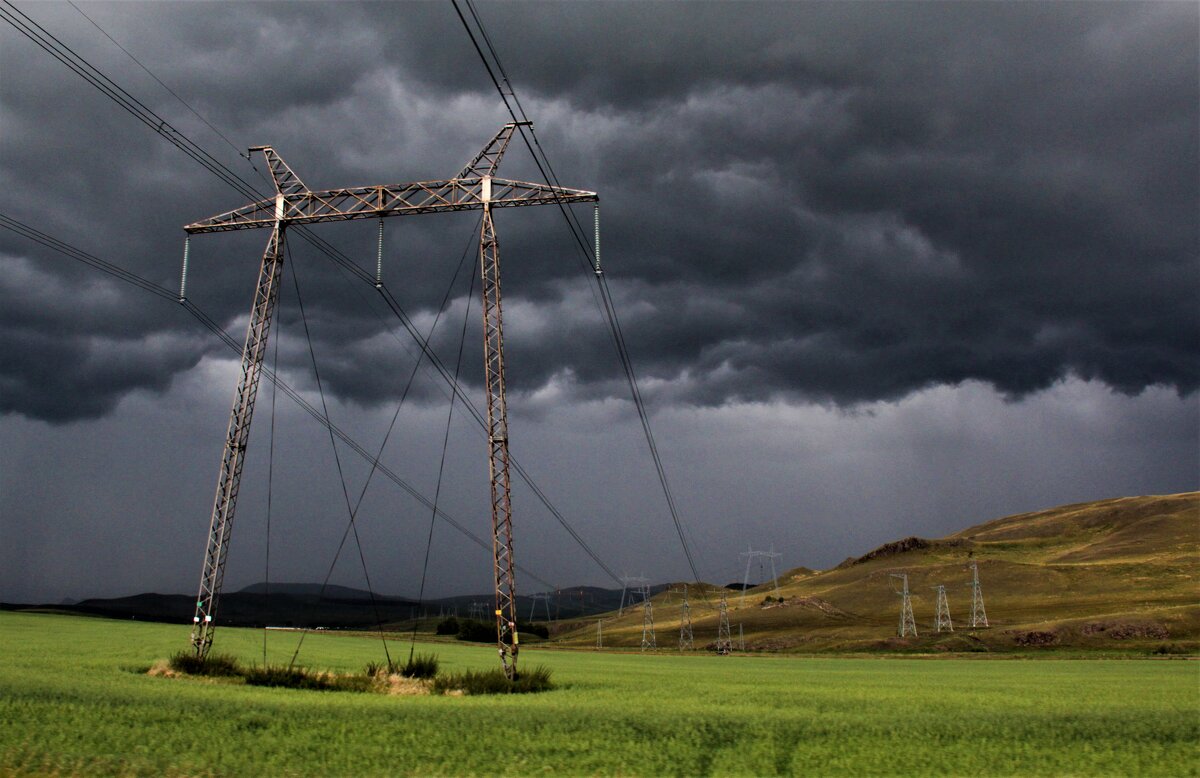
[554, 492, 1199, 653]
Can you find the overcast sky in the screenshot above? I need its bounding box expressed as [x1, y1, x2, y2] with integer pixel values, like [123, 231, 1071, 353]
[1, 1, 1196, 604]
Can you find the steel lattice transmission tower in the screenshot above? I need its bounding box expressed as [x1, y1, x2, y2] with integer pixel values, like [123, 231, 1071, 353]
[716, 594, 733, 654]
[739, 546, 782, 604]
[641, 595, 657, 651]
[618, 574, 648, 616]
[932, 584, 953, 632]
[528, 592, 552, 622]
[890, 573, 918, 637]
[182, 123, 597, 677]
[596, 619, 603, 650]
[678, 584, 694, 651]
[968, 562, 989, 628]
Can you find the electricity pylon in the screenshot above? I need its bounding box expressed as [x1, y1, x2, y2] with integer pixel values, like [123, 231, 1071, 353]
[716, 594, 733, 654]
[890, 573, 918, 637]
[182, 123, 597, 678]
[968, 562, 989, 628]
[677, 584, 694, 651]
[932, 584, 953, 632]
[641, 597, 657, 651]
[618, 575, 648, 615]
[596, 619, 603, 650]
[528, 592, 552, 622]
[739, 546, 782, 604]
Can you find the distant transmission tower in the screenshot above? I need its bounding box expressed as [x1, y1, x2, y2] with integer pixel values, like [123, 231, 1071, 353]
[968, 562, 989, 628]
[678, 584, 694, 651]
[716, 595, 733, 654]
[528, 592, 551, 621]
[890, 573, 918, 637]
[932, 584, 953, 632]
[596, 619, 603, 650]
[738, 623, 745, 651]
[641, 597, 657, 651]
[739, 546, 783, 604]
[619, 575, 648, 615]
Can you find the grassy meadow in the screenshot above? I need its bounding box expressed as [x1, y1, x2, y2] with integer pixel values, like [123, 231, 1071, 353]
[2, 611, 1197, 776]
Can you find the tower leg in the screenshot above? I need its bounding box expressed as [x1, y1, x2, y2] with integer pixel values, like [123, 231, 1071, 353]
[479, 204, 519, 679]
[191, 224, 286, 657]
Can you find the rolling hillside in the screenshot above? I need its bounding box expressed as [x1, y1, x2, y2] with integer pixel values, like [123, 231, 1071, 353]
[553, 492, 1199, 653]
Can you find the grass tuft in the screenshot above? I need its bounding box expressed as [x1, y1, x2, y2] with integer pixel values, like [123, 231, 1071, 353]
[432, 664, 553, 695]
[400, 653, 440, 679]
[243, 664, 371, 692]
[167, 651, 242, 677]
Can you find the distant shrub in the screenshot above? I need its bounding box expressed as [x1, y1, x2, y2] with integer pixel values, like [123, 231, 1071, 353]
[168, 651, 241, 677]
[455, 619, 495, 642]
[521, 622, 550, 639]
[432, 664, 553, 695]
[400, 653, 440, 679]
[435, 617, 459, 636]
[453, 618, 548, 642]
[1150, 643, 1190, 656]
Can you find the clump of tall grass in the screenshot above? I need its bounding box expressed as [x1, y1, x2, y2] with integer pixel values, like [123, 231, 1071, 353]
[243, 664, 371, 693]
[363, 653, 439, 680]
[432, 664, 553, 695]
[167, 651, 242, 677]
[400, 653, 439, 679]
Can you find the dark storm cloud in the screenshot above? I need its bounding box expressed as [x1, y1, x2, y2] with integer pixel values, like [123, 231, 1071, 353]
[0, 1, 1196, 423]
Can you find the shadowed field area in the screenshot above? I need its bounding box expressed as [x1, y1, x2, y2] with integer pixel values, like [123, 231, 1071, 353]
[1, 611, 1196, 776]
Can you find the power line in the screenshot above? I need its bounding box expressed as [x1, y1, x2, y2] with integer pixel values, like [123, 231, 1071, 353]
[0, 212, 560, 592]
[450, 0, 704, 587]
[64, 1, 253, 166]
[2, 2, 623, 591]
[285, 244, 393, 669]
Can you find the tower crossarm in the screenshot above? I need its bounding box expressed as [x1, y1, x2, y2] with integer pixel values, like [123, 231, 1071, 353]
[184, 178, 598, 234]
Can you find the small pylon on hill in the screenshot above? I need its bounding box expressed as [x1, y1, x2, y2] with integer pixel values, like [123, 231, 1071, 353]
[641, 598, 657, 651]
[679, 584, 694, 651]
[933, 584, 953, 632]
[968, 562, 989, 628]
[716, 595, 733, 654]
[890, 573, 918, 637]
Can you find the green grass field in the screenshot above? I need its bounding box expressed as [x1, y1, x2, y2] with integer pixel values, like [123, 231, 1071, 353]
[2, 611, 1196, 777]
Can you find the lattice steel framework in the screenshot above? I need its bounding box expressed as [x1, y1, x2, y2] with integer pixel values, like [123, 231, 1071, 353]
[618, 574, 648, 615]
[641, 598, 657, 651]
[716, 595, 733, 655]
[527, 592, 552, 621]
[739, 546, 782, 604]
[933, 584, 953, 632]
[678, 584, 694, 651]
[890, 573, 918, 637]
[968, 562, 989, 628]
[182, 124, 597, 676]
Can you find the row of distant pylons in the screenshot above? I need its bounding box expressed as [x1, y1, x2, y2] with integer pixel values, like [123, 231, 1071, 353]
[593, 583, 752, 654]
[891, 561, 989, 637]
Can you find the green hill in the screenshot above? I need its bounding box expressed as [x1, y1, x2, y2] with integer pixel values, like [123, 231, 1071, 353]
[554, 492, 1199, 653]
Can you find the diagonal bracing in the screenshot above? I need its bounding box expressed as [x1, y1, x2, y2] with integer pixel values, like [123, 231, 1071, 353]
[185, 123, 597, 679]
